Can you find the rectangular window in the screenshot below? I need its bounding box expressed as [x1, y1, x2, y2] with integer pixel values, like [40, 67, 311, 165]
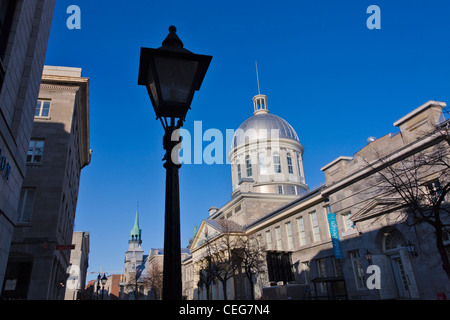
[286, 222, 293, 250]
[302, 261, 311, 284]
[246, 156, 252, 177]
[237, 164, 241, 181]
[273, 153, 281, 173]
[18, 188, 36, 223]
[259, 153, 268, 175]
[297, 217, 306, 246]
[349, 250, 366, 289]
[27, 140, 44, 163]
[342, 212, 355, 231]
[35, 100, 51, 118]
[427, 180, 443, 202]
[316, 258, 327, 293]
[310, 211, 321, 242]
[333, 258, 344, 277]
[265, 230, 272, 250]
[287, 154, 293, 174]
[275, 226, 282, 251]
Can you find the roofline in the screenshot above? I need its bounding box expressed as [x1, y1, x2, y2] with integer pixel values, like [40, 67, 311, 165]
[244, 184, 326, 231]
[320, 156, 353, 172]
[393, 100, 446, 127]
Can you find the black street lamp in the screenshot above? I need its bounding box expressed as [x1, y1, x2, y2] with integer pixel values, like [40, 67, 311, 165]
[138, 26, 212, 300]
[101, 273, 107, 300]
[96, 273, 101, 300]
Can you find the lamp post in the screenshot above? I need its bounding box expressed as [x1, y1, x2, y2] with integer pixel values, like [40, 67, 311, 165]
[96, 274, 101, 300]
[138, 26, 212, 300]
[101, 273, 107, 300]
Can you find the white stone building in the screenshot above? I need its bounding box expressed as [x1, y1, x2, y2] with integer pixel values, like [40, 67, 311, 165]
[185, 95, 450, 300]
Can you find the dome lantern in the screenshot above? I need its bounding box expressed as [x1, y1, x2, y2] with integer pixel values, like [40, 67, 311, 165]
[253, 94, 269, 115]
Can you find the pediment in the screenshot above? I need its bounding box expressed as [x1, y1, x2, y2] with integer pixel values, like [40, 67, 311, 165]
[189, 220, 221, 251]
[350, 198, 403, 222]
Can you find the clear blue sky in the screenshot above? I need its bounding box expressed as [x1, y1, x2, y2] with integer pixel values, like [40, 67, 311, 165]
[44, 0, 450, 278]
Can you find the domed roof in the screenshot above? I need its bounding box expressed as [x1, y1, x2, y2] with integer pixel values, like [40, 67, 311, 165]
[232, 112, 300, 149]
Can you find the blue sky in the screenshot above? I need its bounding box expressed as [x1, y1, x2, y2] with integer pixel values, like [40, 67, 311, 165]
[44, 0, 450, 278]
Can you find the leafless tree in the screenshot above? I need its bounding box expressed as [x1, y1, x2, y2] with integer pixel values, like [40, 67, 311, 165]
[233, 233, 267, 300]
[146, 259, 163, 300]
[205, 220, 243, 300]
[366, 125, 450, 280]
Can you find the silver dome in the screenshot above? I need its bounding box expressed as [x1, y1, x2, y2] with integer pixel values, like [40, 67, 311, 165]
[232, 113, 300, 149]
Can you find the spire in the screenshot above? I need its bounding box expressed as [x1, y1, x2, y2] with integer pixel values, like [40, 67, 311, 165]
[253, 62, 269, 115]
[130, 209, 142, 243]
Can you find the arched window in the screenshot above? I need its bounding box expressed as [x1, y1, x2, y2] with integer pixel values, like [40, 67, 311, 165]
[383, 229, 406, 252]
[273, 152, 281, 173]
[259, 153, 268, 175]
[246, 155, 252, 177]
[287, 153, 293, 174]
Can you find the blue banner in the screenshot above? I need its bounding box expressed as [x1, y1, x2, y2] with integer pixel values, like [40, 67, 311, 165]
[327, 212, 344, 260]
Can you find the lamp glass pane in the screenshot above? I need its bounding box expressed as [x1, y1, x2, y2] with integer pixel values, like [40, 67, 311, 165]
[154, 56, 199, 105]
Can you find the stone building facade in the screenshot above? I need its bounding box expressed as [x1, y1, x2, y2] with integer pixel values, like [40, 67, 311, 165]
[64, 231, 90, 300]
[0, 0, 55, 291]
[1, 66, 91, 299]
[185, 96, 450, 300]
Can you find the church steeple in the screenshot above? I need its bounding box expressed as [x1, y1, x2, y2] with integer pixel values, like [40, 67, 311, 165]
[130, 209, 142, 243]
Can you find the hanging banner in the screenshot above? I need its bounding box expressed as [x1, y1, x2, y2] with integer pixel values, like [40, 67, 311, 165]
[327, 210, 344, 260]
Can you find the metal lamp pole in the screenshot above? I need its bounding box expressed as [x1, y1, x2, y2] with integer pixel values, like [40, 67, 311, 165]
[138, 26, 212, 300]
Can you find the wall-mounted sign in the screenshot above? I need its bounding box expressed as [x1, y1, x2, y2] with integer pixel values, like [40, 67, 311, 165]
[0, 147, 12, 180]
[56, 244, 76, 251]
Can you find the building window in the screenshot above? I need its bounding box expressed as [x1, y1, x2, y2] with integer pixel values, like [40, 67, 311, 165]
[265, 230, 272, 250]
[286, 222, 293, 250]
[278, 185, 283, 194]
[287, 153, 293, 174]
[273, 152, 281, 173]
[383, 228, 406, 252]
[333, 258, 344, 277]
[443, 228, 450, 260]
[349, 250, 366, 289]
[297, 153, 305, 183]
[427, 180, 443, 202]
[302, 261, 311, 284]
[297, 217, 306, 246]
[342, 212, 355, 231]
[18, 188, 36, 223]
[0, 0, 17, 90]
[27, 140, 45, 163]
[290, 185, 296, 195]
[245, 155, 252, 177]
[310, 211, 321, 242]
[35, 100, 51, 118]
[275, 226, 282, 251]
[259, 153, 268, 175]
[237, 163, 241, 181]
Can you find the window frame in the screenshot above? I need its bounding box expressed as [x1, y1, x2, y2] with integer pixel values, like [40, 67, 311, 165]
[35, 99, 51, 118]
[18, 188, 36, 223]
[27, 139, 45, 164]
[310, 210, 321, 242]
[273, 152, 281, 173]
